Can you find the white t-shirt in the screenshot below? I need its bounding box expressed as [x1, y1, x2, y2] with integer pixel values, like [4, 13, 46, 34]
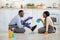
[9, 15, 25, 28]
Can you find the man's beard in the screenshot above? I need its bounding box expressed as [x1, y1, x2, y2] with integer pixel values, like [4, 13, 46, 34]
[20, 16, 23, 17]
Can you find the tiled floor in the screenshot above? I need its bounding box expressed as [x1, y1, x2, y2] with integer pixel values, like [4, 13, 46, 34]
[0, 28, 60, 40]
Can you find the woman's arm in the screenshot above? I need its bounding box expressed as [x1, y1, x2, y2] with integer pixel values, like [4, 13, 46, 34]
[44, 17, 50, 34]
[46, 17, 50, 32]
[39, 18, 44, 23]
[39, 18, 49, 32]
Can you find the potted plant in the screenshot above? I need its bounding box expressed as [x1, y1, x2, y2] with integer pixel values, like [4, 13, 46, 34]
[26, 3, 34, 8]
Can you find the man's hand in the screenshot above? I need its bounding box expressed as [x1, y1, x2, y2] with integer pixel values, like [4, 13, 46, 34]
[23, 25, 25, 27]
[25, 17, 33, 22]
[9, 26, 12, 31]
[44, 31, 48, 35]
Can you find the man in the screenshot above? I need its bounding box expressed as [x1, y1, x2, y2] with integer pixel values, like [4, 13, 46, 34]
[9, 10, 37, 33]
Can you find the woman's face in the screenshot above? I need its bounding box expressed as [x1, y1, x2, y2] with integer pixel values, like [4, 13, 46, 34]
[43, 13, 47, 18]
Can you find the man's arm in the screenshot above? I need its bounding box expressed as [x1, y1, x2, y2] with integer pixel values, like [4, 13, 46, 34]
[17, 18, 24, 28]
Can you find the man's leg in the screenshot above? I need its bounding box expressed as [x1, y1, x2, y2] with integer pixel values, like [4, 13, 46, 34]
[9, 24, 25, 33]
[14, 28, 25, 33]
[21, 20, 37, 31]
[24, 24, 37, 31]
[9, 24, 16, 31]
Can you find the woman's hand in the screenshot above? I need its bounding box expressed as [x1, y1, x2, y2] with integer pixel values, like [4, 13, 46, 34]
[39, 18, 44, 23]
[44, 31, 48, 35]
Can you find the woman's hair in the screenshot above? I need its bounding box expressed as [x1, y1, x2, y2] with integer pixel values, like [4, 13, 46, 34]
[43, 11, 50, 16]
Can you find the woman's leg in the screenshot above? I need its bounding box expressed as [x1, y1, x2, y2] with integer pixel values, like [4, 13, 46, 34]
[38, 27, 46, 33]
[48, 25, 56, 33]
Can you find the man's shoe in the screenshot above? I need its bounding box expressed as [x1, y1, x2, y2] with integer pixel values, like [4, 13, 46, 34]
[31, 25, 37, 31]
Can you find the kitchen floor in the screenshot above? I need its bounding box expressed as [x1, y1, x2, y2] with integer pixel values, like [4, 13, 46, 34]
[0, 28, 60, 40]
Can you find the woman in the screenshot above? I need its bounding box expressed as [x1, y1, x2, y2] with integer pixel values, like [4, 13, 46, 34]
[38, 11, 56, 34]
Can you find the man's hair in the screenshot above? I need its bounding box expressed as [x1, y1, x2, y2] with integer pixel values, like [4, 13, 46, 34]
[43, 11, 50, 16]
[18, 10, 23, 14]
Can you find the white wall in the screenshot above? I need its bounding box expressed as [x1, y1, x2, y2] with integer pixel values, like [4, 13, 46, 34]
[0, 0, 60, 8]
[0, 9, 60, 31]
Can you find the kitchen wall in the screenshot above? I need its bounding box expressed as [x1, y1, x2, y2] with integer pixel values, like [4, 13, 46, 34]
[0, 0, 60, 8]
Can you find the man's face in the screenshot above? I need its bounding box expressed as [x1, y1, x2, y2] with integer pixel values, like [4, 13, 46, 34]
[19, 12, 24, 17]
